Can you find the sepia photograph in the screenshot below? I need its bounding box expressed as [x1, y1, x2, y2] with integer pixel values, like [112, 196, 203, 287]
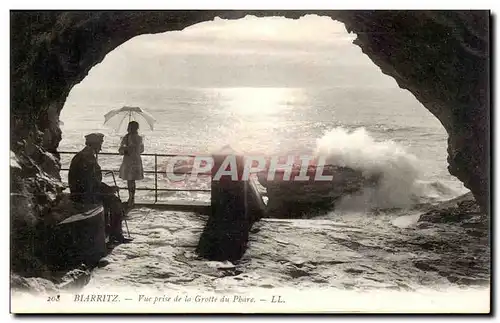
[9, 7, 491, 314]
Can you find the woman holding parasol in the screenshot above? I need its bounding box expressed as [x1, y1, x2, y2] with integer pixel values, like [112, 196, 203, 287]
[104, 106, 155, 207]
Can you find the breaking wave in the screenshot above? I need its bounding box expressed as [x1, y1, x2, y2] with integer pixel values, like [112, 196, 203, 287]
[313, 127, 455, 210]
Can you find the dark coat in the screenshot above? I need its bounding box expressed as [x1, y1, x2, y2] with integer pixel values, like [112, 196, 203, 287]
[68, 148, 102, 204]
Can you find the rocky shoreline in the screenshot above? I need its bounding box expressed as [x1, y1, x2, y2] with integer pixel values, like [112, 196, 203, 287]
[10, 191, 488, 296]
[11, 265, 91, 297]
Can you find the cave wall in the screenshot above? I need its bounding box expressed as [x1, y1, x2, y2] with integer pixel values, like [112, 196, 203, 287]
[10, 11, 490, 269]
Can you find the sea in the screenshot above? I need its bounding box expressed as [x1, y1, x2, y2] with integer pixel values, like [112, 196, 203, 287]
[59, 85, 468, 204]
[50, 85, 490, 311]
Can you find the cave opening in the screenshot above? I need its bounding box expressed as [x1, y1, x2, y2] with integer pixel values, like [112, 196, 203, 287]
[57, 15, 468, 205]
[9, 11, 490, 219]
[9, 11, 489, 287]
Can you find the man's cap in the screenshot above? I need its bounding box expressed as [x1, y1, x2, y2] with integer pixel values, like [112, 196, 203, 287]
[85, 133, 105, 144]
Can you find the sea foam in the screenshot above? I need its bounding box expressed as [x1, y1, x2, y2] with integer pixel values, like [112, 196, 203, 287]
[314, 127, 423, 210]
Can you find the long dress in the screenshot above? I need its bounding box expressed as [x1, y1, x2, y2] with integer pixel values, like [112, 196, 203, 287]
[118, 133, 144, 181]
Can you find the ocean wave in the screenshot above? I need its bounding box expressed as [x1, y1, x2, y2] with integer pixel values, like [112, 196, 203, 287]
[313, 127, 457, 211]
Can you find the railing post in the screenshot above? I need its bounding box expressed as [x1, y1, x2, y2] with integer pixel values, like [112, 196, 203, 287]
[154, 155, 158, 203]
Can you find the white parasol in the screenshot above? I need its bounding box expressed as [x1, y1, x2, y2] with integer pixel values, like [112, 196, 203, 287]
[103, 106, 156, 132]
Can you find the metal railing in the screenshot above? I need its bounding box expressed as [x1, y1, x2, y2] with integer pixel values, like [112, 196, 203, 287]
[59, 151, 211, 203]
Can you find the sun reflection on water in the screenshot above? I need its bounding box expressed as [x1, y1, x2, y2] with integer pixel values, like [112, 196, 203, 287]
[206, 87, 306, 154]
[212, 87, 304, 116]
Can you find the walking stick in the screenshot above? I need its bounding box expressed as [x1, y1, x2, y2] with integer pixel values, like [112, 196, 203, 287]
[103, 170, 131, 238]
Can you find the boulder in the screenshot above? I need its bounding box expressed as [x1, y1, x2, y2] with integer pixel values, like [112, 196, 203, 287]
[258, 164, 379, 218]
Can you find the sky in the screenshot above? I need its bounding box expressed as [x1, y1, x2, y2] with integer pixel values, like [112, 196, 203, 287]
[76, 15, 399, 89]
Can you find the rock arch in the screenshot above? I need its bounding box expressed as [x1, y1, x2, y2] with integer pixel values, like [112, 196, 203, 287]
[10, 10, 490, 221]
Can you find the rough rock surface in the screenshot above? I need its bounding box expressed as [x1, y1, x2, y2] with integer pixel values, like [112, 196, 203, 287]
[258, 165, 379, 218]
[417, 192, 489, 239]
[10, 11, 490, 273]
[11, 265, 91, 297]
[72, 207, 489, 294]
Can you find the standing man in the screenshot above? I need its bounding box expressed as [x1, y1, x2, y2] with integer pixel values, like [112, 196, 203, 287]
[68, 133, 131, 243]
